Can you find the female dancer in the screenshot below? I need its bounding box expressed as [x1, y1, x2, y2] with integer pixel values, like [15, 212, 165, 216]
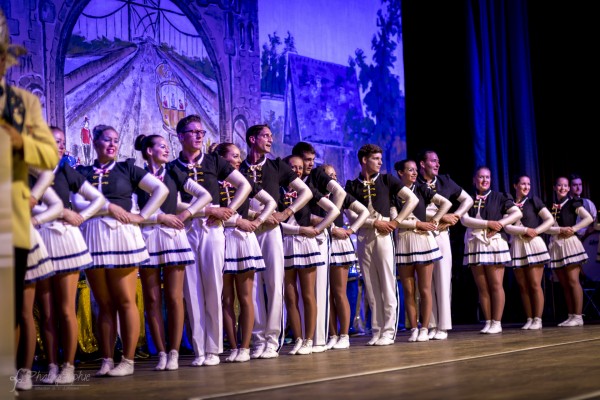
[321, 164, 368, 350]
[34, 126, 106, 384]
[15, 185, 62, 391]
[461, 166, 522, 334]
[546, 176, 593, 327]
[503, 174, 553, 330]
[393, 159, 451, 342]
[282, 155, 339, 355]
[213, 143, 276, 363]
[134, 134, 212, 371]
[75, 124, 168, 376]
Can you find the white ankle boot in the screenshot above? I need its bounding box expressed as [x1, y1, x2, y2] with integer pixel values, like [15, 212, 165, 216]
[95, 358, 114, 376]
[480, 320, 492, 334]
[487, 320, 502, 334]
[529, 317, 543, 330]
[155, 351, 167, 370]
[562, 314, 584, 327]
[55, 363, 75, 384]
[15, 369, 32, 391]
[166, 350, 179, 370]
[42, 363, 59, 384]
[107, 357, 134, 377]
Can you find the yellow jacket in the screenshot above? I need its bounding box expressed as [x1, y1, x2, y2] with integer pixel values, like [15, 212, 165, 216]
[5, 85, 58, 249]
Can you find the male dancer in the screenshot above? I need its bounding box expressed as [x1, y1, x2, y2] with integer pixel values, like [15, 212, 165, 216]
[568, 173, 597, 239]
[345, 144, 418, 345]
[170, 115, 251, 366]
[240, 125, 312, 359]
[417, 149, 473, 340]
[291, 141, 346, 352]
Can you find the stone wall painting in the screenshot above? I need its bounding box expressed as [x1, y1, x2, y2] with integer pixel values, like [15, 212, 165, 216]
[63, 1, 219, 165]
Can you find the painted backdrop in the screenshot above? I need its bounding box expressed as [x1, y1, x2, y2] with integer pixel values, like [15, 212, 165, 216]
[4, 0, 405, 182]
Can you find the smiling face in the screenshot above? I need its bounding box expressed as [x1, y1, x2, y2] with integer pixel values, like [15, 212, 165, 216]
[147, 136, 170, 166]
[52, 128, 66, 159]
[222, 144, 242, 170]
[554, 177, 570, 201]
[398, 160, 418, 186]
[287, 156, 304, 179]
[514, 175, 531, 199]
[473, 167, 491, 194]
[94, 128, 119, 164]
[420, 151, 440, 180]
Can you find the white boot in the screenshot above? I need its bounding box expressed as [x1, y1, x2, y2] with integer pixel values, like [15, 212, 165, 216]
[562, 314, 584, 327]
[15, 369, 32, 391]
[95, 358, 114, 376]
[107, 357, 134, 377]
[529, 317, 543, 330]
[155, 351, 167, 370]
[333, 334, 350, 349]
[288, 338, 303, 355]
[558, 314, 574, 326]
[480, 320, 492, 334]
[487, 320, 502, 334]
[326, 335, 339, 350]
[42, 363, 59, 384]
[55, 363, 75, 384]
[166, 350, 179, 370]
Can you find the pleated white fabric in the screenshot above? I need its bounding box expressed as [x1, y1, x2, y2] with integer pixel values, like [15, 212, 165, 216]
[140, 224, 194, 268]
[463, 229, 512, 266]
[223, 227, 265, 274]
[81, 216, 149, 269]
[509, 236, 551, 267]
[395, 228, 443, 266]
[283, 234, 325, 270]
[25, 227, 55, 284]
[548, 235, 588, 269]
[38, 221, 93, 273]
[330, 236, 357, 266]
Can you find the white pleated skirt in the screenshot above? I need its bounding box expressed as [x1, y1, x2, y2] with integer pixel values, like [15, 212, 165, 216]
[463, 229, 511, 267]
[140, 224, 195, 268]
[509, 236, 550, 268]
[330, 236, 357, 266]
[548, 235, 588, 269]
[25, 227, 55, 284]
[81, 216, 149, 269]
[38, 221, 93, 273]
[283, 234, 325, 270]
[223, 227, 265, 274]
[395, 229, 442, 266]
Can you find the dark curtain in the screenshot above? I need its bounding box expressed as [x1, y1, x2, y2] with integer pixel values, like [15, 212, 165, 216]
[466, 0, 540, 195]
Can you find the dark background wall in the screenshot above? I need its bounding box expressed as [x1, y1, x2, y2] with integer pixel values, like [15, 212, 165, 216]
[401, 1, 599, 323]
[402, 0, 599, 206]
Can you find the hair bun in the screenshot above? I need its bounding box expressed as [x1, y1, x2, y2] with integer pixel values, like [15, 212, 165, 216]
[134, 134, 147, 151]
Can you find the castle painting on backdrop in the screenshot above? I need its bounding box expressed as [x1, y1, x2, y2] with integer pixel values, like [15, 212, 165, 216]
[5, 0, 405, 182]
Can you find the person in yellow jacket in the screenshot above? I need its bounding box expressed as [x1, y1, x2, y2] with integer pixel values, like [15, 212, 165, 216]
[0, 6, 58, 364]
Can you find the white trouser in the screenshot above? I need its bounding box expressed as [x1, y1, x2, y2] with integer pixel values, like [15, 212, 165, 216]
[298, 229, 330, 345]
[356, 227, 399, 340]
[430, 230, 453, 330]
[182, 217, 225, 356]
[252, 226, 286, 351]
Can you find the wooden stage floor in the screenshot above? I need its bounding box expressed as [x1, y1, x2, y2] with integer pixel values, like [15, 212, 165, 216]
[13, 322, 600, 400]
